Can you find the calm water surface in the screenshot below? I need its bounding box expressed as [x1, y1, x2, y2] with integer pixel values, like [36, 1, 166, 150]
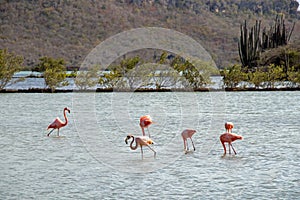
[0, 91, 299, 199]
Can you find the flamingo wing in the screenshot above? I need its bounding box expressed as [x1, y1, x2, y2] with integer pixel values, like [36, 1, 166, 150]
[139, 136, 154, 145]
[220, 132, 242, 153]
[138, 136, 156, 157]
[181, 129, 196, 139]
[228, 133, 243, 141]
[47, 117, 64, 129]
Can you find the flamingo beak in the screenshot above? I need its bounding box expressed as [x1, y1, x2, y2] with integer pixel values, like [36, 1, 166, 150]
[125, 138, 128, 144]
[68, 109, 70, 113]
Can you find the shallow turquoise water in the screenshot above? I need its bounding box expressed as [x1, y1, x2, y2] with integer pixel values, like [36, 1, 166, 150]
[0, 91, 299, 199]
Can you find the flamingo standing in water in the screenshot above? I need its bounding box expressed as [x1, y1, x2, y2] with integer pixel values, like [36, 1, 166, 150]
[47, 107, 70, 137]
[140, 115, 153, 137]
[181, 129, 197, 153]
[125, 134, 156, 159]
[220, 122, 243, 155]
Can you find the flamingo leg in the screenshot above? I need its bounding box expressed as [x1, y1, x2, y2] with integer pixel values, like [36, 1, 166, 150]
[221, 142, 226, 155]
[47, 129, 55, 136]
[147, 128, 151, 138]
[183, 139, 187, 153]
[57, 129, 60, 136]
[146, 144, 156, 158]
[190, 138, 196, 151]
[230, 144, 237, 155]
[140, 146, 144, 159]
[186, 140, 190, 151]
[228, 143, 231, 154]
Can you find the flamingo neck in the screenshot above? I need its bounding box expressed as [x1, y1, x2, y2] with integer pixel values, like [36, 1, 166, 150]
[63, 109, 68, 126]
[141, 127, 146, 136]
[129, 136, 138, 150]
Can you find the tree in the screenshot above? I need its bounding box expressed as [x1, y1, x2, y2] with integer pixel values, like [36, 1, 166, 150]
[75, 65, 101, 90]
[119, 56, 143, 90]
[172, 56, 215, 89]
[0, 49, 24, 90]
[248, 68, 266, 89]
[37, 57, 68, 92]
[149, 52, 181, 89]
[265, 64, 284, 88]
[99, 69, 122, 89]
[99, 56, 144, 90]
[119, 56, 140, 76]
[222, 65, 247, 88]
[144, 63, 178, 90]
[287, 67, 300, 88]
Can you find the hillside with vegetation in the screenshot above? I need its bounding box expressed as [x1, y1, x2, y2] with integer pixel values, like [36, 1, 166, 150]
[0, 0, 299, 69]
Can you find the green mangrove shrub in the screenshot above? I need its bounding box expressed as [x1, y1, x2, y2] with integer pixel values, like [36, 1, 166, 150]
[222, 65, 247, 89]
[287, 67, 300, 88]
[247, 68, 266, 89]
[75, 65, 100, 90]
[0, 49, 24, 90]
[37, 57, 68, 92]
[264, 64, 284, 88]
[172, 56, 214, 89]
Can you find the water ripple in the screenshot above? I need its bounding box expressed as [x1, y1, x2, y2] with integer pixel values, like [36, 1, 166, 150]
[0, 91, 299, 199]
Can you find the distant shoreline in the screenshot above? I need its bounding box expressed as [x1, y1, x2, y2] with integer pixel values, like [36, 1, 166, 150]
[1, 87, 300, 93]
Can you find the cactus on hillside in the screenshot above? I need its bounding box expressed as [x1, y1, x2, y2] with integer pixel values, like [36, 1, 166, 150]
[238, 20, 261, 70]
[239, 15, 295, 70]
[262, 15, 295, 50]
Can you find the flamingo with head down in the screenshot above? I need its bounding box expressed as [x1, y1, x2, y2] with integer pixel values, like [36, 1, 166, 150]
[181, 129, 197, 154]
[220, 122, 243, 155]
[125, 134, 156, 159]
[47, 107, 70, 137]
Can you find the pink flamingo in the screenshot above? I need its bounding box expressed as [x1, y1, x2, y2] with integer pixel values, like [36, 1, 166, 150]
[181, 129, 197, 153]
[220, 122, 243, 155]
[225, 122, 234, 133]
[140, 115, 153, 137]
[47, 107, 70, 137]
[220, 132, 243, 155]
[125, 134, 156, 159]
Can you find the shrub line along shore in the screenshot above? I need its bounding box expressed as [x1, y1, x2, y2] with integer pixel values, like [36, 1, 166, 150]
[1, 87, 300, 93]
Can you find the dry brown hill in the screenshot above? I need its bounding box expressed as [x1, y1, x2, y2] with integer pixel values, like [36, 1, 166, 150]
[0, 0, 299, 68]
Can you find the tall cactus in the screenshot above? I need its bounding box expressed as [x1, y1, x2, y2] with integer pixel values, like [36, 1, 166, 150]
[238, 15, 295, 70]
[238, 20, 261, 70]
[262, 15, 295, 50]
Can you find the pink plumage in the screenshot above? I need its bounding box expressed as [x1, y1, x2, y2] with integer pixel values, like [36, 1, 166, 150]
[181, 129, 197, 153]
[220, 132, 243, 155]
[140, 115, 154, 137]
[47, 107, 70, 137]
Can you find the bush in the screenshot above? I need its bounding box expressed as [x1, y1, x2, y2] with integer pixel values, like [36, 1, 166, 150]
[36, 57, 68, 92]
[264, 64, 284, 88]
[222, 65, 247, 88]
[248, 69, 266, 88]
[0, 49, 24, 90]
[172, 56, 215, 89]
[75, 65, 101, 90]
[287, 67, 300, 88]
